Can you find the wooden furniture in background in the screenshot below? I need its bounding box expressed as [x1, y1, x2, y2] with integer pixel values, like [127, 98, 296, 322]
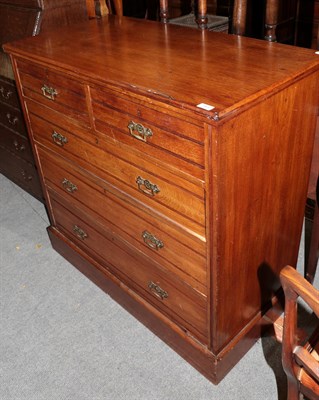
[0, 0, 89, 201]
[105, 0, 123, 16]
[305, 14, 319, 283]
[280, 266, 319, 400]
[4, 15, 319, 384]
[315, 0, 319, 49]
[305, 129, 319, 284]
[158, 0, 247, 33]
[264, 0, 280, 41]
[232, 0, 247, 35]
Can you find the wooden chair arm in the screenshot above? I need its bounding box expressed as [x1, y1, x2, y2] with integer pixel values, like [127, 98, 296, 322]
[280, 265, 319, 399]
[280, 266, 319, 318]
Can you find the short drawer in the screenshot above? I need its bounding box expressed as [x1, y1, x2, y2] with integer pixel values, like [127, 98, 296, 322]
[0, 126, 34, 163]
[91, 86, 205, 179]
[29, 112, 206, 237]
[0, 76, 20, 108]
[0, 101, 27, 136]
[17, 60, 90, 128]
[38, 146, 207, 294]
[0, 147, 43, 200]
[50, 193, 208, 343]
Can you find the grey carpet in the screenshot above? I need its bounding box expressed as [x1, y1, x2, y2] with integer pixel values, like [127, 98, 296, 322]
[1, 173, 318, 400]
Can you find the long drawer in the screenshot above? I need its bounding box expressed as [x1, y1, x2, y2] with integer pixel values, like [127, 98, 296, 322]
[38, 146, 207, 294]
[28, 111, 206, 238]
[50, 193, 208, 343]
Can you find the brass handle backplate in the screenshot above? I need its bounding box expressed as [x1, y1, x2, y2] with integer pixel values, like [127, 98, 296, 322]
[136, 176, 160, 196]
[13, 140, 25, 152]
[6, 113, 18, 125]
[41, 84, 58, 100]
[128, 121, 153, 142]
[73, 225, 88, 240]
[62, 178, 78, 193]
[21, 170, 32, 181]
[148, 281, 168, 300]
[142, 230, 164, 250]
[52, 131, 68, 147]
[0, 86, 12, 99]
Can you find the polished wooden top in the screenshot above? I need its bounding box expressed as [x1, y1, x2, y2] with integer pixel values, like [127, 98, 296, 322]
[4, 15, 319, 119]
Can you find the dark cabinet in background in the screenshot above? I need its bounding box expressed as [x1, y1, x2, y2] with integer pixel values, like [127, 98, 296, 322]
[0, 0, 88, 201]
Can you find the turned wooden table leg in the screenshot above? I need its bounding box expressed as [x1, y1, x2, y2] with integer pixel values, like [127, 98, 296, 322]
[305, 178, 319, 283]
[159, 0, 169, 23]
[264, 0, 279, 42]
[86, 0, 96, 18]
[197, 0, 208, 30]
[232, 0, 247, 35]
[113, 0, 123, 16]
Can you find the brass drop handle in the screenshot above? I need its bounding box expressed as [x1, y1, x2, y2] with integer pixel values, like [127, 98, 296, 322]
[21, 170, 32, 181]
[148, 281, 168, 300]
[62, 178, 78, 193]
[73, 225, 88, 240]
[52, 130, 68, 147]
[13, 140, 25, 152]
[136, 176, 160, 196]
[128, 121, 153, 142]
[6, 113, 18, 125]
[41, 84, 58, 100]
[142, 231, 164, 250]
[0, 86, 12, 99]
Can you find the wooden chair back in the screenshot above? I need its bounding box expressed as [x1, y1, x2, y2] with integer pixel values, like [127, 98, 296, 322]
[280, 266, 319, 400]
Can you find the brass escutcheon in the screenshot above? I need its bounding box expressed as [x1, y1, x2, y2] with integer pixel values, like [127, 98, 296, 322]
[41, 84, 58, 100]
[136, 176, 160, 196]
[128, 121, 153, 142]
[142, 231, 164, 250]
[148, 281, 168, 300]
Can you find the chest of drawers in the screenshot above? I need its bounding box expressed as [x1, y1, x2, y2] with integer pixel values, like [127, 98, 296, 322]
[4, 16, 319, 384]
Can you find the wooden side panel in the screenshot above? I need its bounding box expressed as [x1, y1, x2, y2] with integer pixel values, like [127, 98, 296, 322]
[211, 72, 319, 353]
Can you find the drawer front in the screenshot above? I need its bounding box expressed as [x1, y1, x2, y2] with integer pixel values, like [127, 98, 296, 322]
[0, 76, 20, 108]
[38, 146, 207, 293]
[91, 87, 205, 179]
[28, 112, 206, 237]
[0, 101, 27, 136]
[50, 193, 208, 342]
[0, 126, 34, 163]
[0, 147, 42, 200]
[17, 61, 90, 128]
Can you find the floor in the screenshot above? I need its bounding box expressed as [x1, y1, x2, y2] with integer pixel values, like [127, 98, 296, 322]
[0, 173, 318, 400]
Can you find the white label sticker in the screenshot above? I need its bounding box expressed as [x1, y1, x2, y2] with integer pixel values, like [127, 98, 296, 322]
[315, 51, 319, 55]
[196, 103, 215, 111]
